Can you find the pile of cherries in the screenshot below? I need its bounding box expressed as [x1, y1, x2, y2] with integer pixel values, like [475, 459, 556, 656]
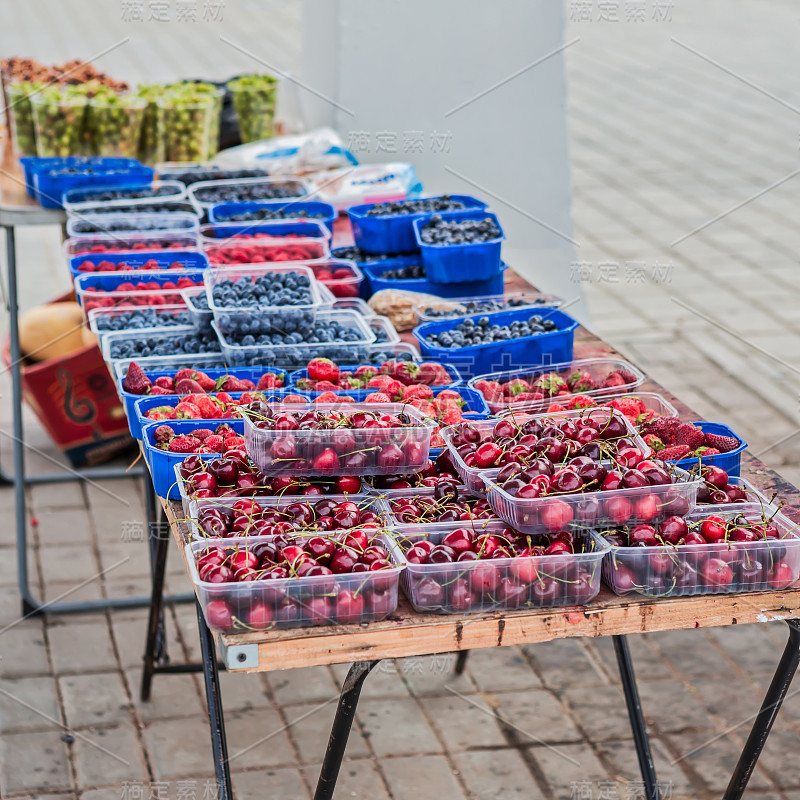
[403, 526, 598, 611]
[387, 483, 497, 526]
[195, 528, 398, 630]
[603, 513, 797, 595]
[696, 465, 754, 506]
[195, 496, 382, 538]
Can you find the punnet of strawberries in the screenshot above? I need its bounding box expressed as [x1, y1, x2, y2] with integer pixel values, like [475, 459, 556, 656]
[152, 423, 246, 454]
[142, 391, 308, 423]
[640, 418, 741, 462]
[293, 358, 453, 394]
[122, 362, 285, 396]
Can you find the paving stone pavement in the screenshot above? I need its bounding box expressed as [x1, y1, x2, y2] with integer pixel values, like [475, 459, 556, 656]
[1, 1, 800, 798]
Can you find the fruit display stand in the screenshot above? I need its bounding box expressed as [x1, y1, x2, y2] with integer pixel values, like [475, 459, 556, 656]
[0, 144, 194, 617]
[137, 268, 800, 800]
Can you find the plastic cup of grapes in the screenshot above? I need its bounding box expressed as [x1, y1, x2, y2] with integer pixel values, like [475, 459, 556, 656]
[227, 74, 279, 143]
[88, 93, 146, 158]
[31, 87, 87, 157]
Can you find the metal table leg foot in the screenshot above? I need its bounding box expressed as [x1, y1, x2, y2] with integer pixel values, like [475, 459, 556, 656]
[314, 660, 379, 800]
[723, 619, 800, 800]
[196, 600, 233, 800]
[613, 635, 660, 800]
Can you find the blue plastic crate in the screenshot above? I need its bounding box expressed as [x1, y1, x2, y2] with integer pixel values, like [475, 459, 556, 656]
[133, 386, 309, 440]
[413, 307, 579, 380]
[142, 418, 247, 499]
[21, 156, 139, 199]
[32, 158, 153, 209]
[413, 210, 505, 284]
[209, 201, 337, 233]
[117, 364, 291, 430]
[673, 422, 748, 478]
[69, 249, 209, 278]
[74, 268, 208, 307]
[348, 195, 487, 254]
[363, 260, 507, 298]
[202, 218, 331, 241]
[288, 361, 463, 397]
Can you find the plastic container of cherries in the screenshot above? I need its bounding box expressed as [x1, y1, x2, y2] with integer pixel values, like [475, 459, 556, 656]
[242, 402, 436, 477]
[188, 531, 406, 633]
[399, 521, 607, 614]
[594, 506, 800, 598]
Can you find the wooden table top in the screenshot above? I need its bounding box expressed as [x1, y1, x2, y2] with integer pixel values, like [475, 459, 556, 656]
[161, 264, 800, 672]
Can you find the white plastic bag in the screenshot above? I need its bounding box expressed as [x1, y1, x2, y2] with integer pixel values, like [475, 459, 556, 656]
[307, 163, 422, 211]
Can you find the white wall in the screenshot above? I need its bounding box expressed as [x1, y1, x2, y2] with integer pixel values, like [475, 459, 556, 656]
[301, 0, 587, 322]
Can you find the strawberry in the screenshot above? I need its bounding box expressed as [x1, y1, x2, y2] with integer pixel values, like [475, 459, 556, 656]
[403, 384, 434, 401]
[294, 378, 315, 391]
[354, 365, 377, 382]
[704, 432, 740, 453]
[215, 392, 235, 406]
[122, 362, 152, 395]
[153, 376, 174, 391]
[167, 435, 202, 453]
[674, 423, 705, 451]
[216, 423, 236, 436]
[546, 402, 568, 413]
[201, 435, 224, 453]
[194, 395, 225, 419]
[313, 391, 341, 403]
[567, 394, 597, 410]
[314, 380, 339, 392]
[409, 399, 437, 417]
[174, 368, 197, 382]
[217, 375, 251, 392]
[378, 359, 397, 376]
[609, 369, 638, 385]
[383, 379, 404, 401]
[694, 446, 720, 457]
[566, 369, 594, 390]
[338, 377, 363, 390]
[284, 394, 309, 403]
[504, 378, 530, 396]
[192, 371, 217, 391]
[367, 375, 393, 390]
[644, 416, 681, 443]
[636, 410, 659, 426]
[148, 385, 175, 395]
[417, 361, 442, 386]
[531, 374, 567, 397]
[365, 392, 391, 403]
[659, 444, 691, 461]
[190, 428, 213, 441]
[175, 378, 204, 394]
[145, 406, 177, 421]
[601, 373, 627, 389]
[473, 380, 503, 403]
[239, 392, 258, 404]
[174, 401, 202, 419]
[393, 361, 421, 385]
[440, 408, 464, 426]
[606, 397, 646, 420]
[643, 434, 664, 451]
[514, 392, 542, 403]
[256, 372, 282, 390]
[435, 389, 465, 408]
[307, 358, 340, 383]
[153, 424, 175, 444]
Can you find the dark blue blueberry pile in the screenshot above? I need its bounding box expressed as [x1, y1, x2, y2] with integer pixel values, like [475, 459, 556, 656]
[108, 330, 221, 358]
[421, 296, 545, 319]
[193, 181, 305, 205]
[185, 291, 210, 311]
[423, 314, 559, 349]
[364, 196, 466, 216]
[227, 318, 365, 348]
[165, 168, 270, 186]
[71, 214, 196, 233]
[78, 202, 197, 216]
[219, 208, 327, 222]
[332, 246, 414, 263]
[70, 185, 177, 203]
[211, 271, 313, 309]
[94, 308, 191, 331]
[419, 215, 501, 245]
[370, 320, 390, 343]
[379, 263, 425, 280]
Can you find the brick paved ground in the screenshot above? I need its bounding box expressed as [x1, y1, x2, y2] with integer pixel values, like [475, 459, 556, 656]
[2, 1, 800, 798]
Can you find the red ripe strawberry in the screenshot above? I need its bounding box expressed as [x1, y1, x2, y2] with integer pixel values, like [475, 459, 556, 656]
[307, 358, 340, 383]
[338, 376, 363, 390]
[473, 380, 503, 403]
[378, 359, 397, 376]
[216, 392, 235, 406]
[194, 395, 225, 419]
[256, 372, 281, 390]
[409, 399, 437, 417]
[173, 368, 197, 382]
[659, 444, 692, 461]
[645, 416, 681, 443]
[122, 362, 152, 395]
[202, 435, 224, 453]
[190, 428, 213, 441]
[440, 408, 464, 425]
[367, 375, 393, 390]
[175, 401, 202, 419]
[217, 375, 250, 392]
[283, 394, 308, 403]
[567, 394, 597, 410]
[504, 378, 530, 396]
[145, 406, 177, 421]
[354, 365, 377, 382]
[601, 373, 627, 389]
[546, 402, 568, 413]
[403, 384, 434, 401]
[175, 378, 204, 394]
[365, 392, 391, 403]
[294, 378, 315, 391]
[704, 432, 740, 453]
[313, 391, 341, 403]
[610, 368, 638, 385]
[314, 380, 339, 392]
[239, 392, 258, 404]
[153, 376, 174, 391]
[430, 430, 445, 448]
[167, 435, 202, 453]
[606, 397, 646, 420]
[514, 392, 541, 403]
[643, 434, 664, 451]
[153, 424, 175, 444]
[435, 389, 465, 408]
[637, 409, 659, 426]
[532, 373, 567, 397]
[674, 423, 705, 451]
[383, 379, 404, 401]
[392, 361, 421, 385]
[148, 385, 175, 395]
[694, 446, 720, 456]
[191, 371, 216, 391]
[566, 369, 595, 391]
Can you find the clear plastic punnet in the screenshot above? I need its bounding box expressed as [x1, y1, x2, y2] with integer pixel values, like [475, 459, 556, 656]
[399, 521, 608, 614]
[64, 231, 199, 257]
[468, 358, 646, 414]
[202, 234, 329, 267]
[204, 264, 324, 336]
[180, 286, 213, 331]
[62, 180, 187, 212]
[594, 505, 800, 598]
[187, 532, 405, 633]
[88, 304, 192, 340]
[242, 402, 436, 476]
[66, 211, 200, 237]
[187, 176, 309, 212]
[414, 292, 564, 324]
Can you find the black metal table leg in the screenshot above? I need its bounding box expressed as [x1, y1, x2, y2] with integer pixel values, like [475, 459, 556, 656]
[454, 650, 469, 675]
[196, 600, 233, 800]
[314, 660, 380, 800]
[613, 635, 660, 800]
[723, 619, 800, 800]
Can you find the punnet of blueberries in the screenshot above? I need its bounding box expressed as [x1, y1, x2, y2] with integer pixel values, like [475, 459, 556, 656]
[364, 196, 466, 217]
[379, 263, 425, 280]
[419, 214, 502, 245]
[69, 185, 178, 203]
[224, 318, 367, 349]
[78, 202, 197, 216]
[424, 314, 559, 349]
[210, 271, 313, 310]
[192, 180, 306, 205]
[71, 214, 196, 234]
[108, 329, 221, 358]
[218, 208, 327, 222]
[332, 246, 415, 263]
[421, 296, 545, 319]
[94, 308, 191, 331]
[163, 168, 270, 186]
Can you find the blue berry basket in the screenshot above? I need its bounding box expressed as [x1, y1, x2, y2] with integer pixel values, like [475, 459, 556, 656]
[74, 268, 208, 311]
[142, 418, 248, 499]
[208, 200, 337, 233]
[671, 422, 748, 478]
[69, 249, 208, 279]
[363, 259, 507, 299]
[199, 218, 331, 244]
[412, 210, 505, 284]
[348, 195, 487, 254]
[133, 386, 307, 441]
[117, 364, 290, 428]
[20, 156, 148, 200]
[414, 307, 579, 380]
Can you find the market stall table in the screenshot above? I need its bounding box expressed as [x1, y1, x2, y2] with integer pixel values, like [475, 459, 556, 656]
[141, 276, 800, 800]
